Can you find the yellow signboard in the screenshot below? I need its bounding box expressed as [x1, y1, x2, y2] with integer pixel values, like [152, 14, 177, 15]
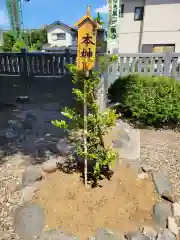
[75, 6, 98, 71]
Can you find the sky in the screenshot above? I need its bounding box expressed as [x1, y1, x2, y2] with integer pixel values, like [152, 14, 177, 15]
[0, 0, 108, 30]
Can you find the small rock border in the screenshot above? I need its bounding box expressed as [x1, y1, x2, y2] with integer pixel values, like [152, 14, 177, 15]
[12, 139, 180, 240]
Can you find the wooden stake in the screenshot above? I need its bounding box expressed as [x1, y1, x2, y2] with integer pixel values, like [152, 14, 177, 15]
[84, 70, 89, 187]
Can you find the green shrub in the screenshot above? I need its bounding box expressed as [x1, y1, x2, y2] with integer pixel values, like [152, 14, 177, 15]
[52, 64, 119, 186]
[108, 74, 180, 126]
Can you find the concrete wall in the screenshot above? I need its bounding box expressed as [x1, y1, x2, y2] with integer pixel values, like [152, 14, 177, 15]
[116, 0, 180, 53]
[47, 24, 75, 47]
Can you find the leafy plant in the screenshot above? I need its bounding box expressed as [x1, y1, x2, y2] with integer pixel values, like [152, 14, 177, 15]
[1, 31, 15, 52]
[94, 12, 104, 26]
[12, 40, 26, 52]
[98, 54, 119, 73]
[108, 74, 180, 126]
[52, 64, 119, 185]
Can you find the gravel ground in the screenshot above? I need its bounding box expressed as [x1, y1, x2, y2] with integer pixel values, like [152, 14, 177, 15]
[0, 153, 28, 240]
[0, 128, 180, 239]
[140, 128, 180, 200]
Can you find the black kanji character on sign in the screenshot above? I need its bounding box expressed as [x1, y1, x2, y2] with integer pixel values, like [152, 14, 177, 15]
[82, 33, 95, 46]
[81, 48, 93, 58]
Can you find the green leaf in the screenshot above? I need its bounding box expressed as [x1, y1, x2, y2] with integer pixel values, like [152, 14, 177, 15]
[51, 120, 67, 129]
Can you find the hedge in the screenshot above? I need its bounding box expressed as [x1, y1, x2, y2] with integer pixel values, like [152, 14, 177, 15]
[108, 74, 180, 126]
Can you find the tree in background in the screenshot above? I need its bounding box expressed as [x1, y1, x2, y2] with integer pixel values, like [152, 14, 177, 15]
[0, 31, 15, 52]
[1, 28, 47, 52]
[12, 40, 26, 52]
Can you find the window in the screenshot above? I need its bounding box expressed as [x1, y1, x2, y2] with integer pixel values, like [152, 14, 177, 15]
[134, 7, 144, 21]
[153, 44, 175, 53]
[57, 33, 66, 40]
[141, 44, 175, 53]
[52, 33, 66, 40]
[119, 4, 124, 18]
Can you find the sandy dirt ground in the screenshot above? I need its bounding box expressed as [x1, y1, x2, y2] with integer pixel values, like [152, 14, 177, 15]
[32, 163, 157, 240]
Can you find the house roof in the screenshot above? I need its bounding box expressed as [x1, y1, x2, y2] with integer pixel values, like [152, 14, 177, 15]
[45, 21, 77, 32]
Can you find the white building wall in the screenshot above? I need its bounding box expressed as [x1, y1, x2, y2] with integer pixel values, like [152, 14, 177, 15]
[115, 0, 180, 53]
[47, 25, 72, 47]
[142, 0, 180, 52]
[116, 0, 144, 53]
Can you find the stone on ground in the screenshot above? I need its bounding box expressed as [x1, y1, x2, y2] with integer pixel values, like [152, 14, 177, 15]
[152, 172, 173, 197]
[5, 119, 24, 139]
[21, 166, 43, 188]
[156, 229, 176, 240]
[95, 228, 125, 240]
[137, 172, 149, 180]
[56, 138, 75, 156]
[167, 217, 179, 236]
[162, 190, 176, 203]
[123, 158, 142, 173]
[141, 163, 152, 173]
[38, 229, 79, 240]
[19, 185, 38, 205]
[41, 157, 65, 173]
[125, 230, 150, 240]
[112, 119, 140, 160]
[142, 226, 158, 239]
[13, 203, 45, 239]
[172, 202, 180, 217]
[153, 202, 173, 228]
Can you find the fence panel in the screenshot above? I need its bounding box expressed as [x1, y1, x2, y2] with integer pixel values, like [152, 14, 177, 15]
[104, 53, 180, 84]
[27, 52, 77, 77]
[0, 53, 25, 75]
[0, 51, 77, 77]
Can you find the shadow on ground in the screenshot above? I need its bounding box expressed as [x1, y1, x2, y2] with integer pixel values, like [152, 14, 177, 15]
[0, 74, 76, 166]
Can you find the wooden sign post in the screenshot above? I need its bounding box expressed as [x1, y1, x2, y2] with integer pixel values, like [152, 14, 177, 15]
[75, 6, 98, 71]
[75, 6, 98, 187]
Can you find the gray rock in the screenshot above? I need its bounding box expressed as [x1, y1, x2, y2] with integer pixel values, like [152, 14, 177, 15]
[56, 138, 75, 156]
[137, 173, 149, 180]
[157, 229, 176, 240]
[152, 172, 173, 196]
[167, 217, 179, 236]
[125, 230, 150, 240]
[172, 202, 180, 217]
[153, 202, 173, 228]
[13, 203, 45, 239]
[41, 157, 65, 173]
[38, 229, 79, 240]
[5, 119, 24, 139]
[161, 190, 176, 203]
[123, 158, 142, 173]
[95, 228, 125, 240]
[142, 226, 158, 240]
[19, 185, 38, 205]
[89, 236, 95, 240]
[113, 120, 140, 160]
[141, 163, 152, 173]
[21, 166, 43, 188]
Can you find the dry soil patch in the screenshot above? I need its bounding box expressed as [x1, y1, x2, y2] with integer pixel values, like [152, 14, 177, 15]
[32, 164, 157, 240]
